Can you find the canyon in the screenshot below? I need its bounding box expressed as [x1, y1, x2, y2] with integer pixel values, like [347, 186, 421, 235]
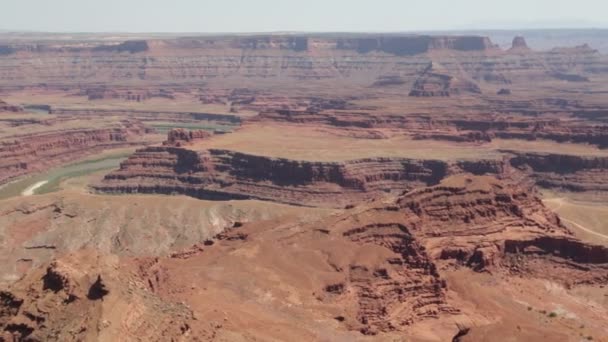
[1, 30, 608, 341]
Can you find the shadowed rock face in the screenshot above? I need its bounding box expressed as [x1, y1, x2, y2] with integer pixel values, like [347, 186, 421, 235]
[0, 251, 195, 342]
[510, 152, 608, 192]
[92, 40, 149, 53]
[0, 46, 15, 56]
[337, 35, 496, 55]
[511, 36, 530, 50]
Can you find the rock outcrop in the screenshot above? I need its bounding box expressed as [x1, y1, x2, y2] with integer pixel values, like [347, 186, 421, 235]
[336, 35, 497, 55]
[319, 174, 608, 333]
[510, 152, 608, 192]
[409, 63, 482, 97]
[92, 40, 149, 53]
[0, 251, 195, 341]
[510, 36, 530, 51]
[79, 87, 175, 101]
[0, 100, 22, 113]
[163, 128, 212, 147]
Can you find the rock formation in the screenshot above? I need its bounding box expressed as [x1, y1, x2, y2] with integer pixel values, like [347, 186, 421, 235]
[163, 128, 212, 147]
[409, 63, 482, 97]
[510, 152, 608, 192]
[95, 132, 510, 207]
[0, 100, 22, 113]
[316, 175, 608, 333]
[510, 36, 530, 51]
[0, 251, 195, 341]
[0, 33, 603, 89]
[92, 40, 149, 53]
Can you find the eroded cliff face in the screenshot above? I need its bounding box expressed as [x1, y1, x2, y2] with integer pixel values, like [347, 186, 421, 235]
[94, 127, 608, 206]
[319, 175, 608, 333]
[510, 152, 608, 192]
[0, 34, 603, 88]
[0, 121, 146, 184]
[95, 138, 510, 207]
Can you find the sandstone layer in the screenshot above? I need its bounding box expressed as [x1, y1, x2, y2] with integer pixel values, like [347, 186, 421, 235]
[0, 33, 604, 89]
[0, 120, 147, 184]
[94, 141, 508, 207]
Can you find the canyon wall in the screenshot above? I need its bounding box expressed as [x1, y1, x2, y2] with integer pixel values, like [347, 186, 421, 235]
[0, 121, 147, 184]
[94, 130, 608, 206]
[510, 152, 608, 192]
[0, 34, 603, 88]
[95, 144, 507, 207]
[309, 175, 608, 333]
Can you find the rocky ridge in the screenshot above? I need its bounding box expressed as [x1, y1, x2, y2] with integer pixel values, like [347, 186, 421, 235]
[315, 175, 608, 333]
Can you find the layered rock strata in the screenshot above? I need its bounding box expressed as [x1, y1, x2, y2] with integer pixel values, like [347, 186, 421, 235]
[510, 152, 608, 192]
[0, 34, 603, 88]
[95, 143, 507, 207]
[0, 121, 146, 184]
[409, 62, 482, 96]
[163, 128, 212, 147]
[318, 175, 608, 333]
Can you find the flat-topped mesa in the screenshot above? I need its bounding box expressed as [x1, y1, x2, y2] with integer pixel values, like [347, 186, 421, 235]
[95, 143, 509, 207]
[91, 40, 150, 53]
[162, 128, 212, 147]
[336, 35, 497, 55]
[0, 34, 497, 56]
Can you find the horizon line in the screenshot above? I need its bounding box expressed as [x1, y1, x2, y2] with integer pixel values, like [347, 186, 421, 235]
[2, 27, 608, 35]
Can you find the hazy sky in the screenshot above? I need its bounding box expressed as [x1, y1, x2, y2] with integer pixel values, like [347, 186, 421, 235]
[3, 0, 607, 32]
